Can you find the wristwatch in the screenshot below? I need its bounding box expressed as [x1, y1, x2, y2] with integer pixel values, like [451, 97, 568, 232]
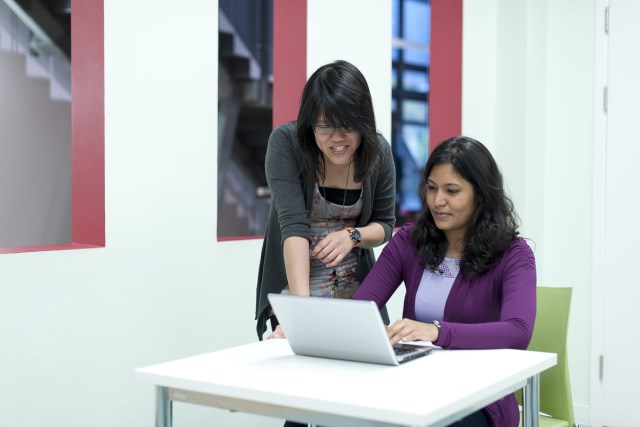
[344, 227, 362, 247]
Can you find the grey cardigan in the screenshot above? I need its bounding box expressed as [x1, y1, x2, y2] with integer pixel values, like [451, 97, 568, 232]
[255, 123, 396, 338]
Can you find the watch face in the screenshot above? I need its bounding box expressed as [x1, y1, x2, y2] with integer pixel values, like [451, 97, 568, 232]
[350, 228, 362, 244]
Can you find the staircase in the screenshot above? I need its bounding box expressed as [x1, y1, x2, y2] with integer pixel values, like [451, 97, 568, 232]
[0, 45, 72, 247]
[0, 1, 72, 247]
[217, 2, 273, 239]
[0, 0, 70, 102]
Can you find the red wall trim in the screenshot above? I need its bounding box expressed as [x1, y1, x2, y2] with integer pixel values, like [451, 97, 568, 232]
[429, 0, 463, 153]
[273, 0, 307, 128]
[0, 0, 105, 254]
[71, 0, 105, 247]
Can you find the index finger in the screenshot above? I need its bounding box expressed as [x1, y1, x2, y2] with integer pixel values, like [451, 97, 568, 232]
[387, 320, 406, 345]
[311, 238, 327, 256]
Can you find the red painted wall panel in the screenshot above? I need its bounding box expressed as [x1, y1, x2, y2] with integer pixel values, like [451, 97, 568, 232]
[273, 0, 307, 128]
[429, 0, 463, 153]
[71, 0, 105, 247]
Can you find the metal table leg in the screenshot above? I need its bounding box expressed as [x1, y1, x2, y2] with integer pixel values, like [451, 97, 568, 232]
[156, 386, 172, 427]
[522, 374, 540, 427]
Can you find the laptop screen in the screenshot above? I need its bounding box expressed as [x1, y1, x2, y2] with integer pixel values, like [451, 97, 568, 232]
[267, 294, 433, 365]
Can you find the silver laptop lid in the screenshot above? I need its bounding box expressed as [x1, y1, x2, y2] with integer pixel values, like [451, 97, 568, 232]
[268, 294, 431, 366]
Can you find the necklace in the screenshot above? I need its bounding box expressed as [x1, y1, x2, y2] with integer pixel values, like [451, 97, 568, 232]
[321, 161, 351, 229]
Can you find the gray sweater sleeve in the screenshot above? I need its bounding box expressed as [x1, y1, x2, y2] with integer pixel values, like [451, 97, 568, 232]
[362, 135, 396, 243]
[264, 123, 312, 244]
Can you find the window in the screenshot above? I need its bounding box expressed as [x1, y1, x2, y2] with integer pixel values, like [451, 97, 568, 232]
[0, 0, 104, 253]
[217, 0, 273, 240]
[392, 0, 431, 225]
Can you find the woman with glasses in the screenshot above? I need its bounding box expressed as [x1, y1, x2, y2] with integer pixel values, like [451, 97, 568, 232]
[255, 60, 396, 345]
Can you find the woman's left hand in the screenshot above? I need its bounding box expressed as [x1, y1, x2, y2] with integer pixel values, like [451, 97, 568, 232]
[387, 318, 439, 346]
[312, 229, 354, 268]
[267, 325, 286, 340]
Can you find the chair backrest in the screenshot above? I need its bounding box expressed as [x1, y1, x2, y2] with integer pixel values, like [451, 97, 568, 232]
[519, 286, 575, 425]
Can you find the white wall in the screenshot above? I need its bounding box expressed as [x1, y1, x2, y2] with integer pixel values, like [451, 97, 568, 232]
[463, 0, 597, 424]
[0, 1, 393, 426]
[307, 0, 392, 141]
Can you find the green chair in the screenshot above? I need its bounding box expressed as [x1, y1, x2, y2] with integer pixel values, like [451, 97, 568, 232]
[517, 286, 576, 427]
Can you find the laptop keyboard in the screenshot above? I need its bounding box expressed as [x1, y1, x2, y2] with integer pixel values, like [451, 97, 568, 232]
[393, 345, 416, 356]
[393, 344, 433, 363]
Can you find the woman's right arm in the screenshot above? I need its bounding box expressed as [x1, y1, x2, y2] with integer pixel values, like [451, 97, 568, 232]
[283, 236, 311, 295]
[265, 125, 313, 295]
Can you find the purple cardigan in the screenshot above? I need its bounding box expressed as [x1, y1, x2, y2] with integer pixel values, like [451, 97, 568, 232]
[353, 224, 537, 427]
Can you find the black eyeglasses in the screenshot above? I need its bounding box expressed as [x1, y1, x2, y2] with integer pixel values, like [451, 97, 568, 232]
[313, 124, 357, 135]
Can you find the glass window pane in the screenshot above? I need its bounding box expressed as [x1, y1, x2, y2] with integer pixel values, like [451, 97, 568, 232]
[402, 69, 429, 93]
[392, 0, 401, 38]
[402, 99, 428, 123]
[402, 123, 429, 166]
[392, 0, 431, 227]
[403, 0, 430, 46]
[403, 47, 430, 67]
[394, 123, 429, 219]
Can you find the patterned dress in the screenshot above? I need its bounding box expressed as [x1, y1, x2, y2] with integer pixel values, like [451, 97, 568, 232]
[282, 184, 362, 298]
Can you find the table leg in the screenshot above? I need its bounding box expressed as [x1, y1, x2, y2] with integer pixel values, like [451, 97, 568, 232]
[156, 386, 172, 427]
[522, 374, 540, 427]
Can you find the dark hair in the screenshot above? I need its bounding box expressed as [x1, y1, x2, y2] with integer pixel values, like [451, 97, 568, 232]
[411, 136, 520, 276]
[296, 60, 381, 183]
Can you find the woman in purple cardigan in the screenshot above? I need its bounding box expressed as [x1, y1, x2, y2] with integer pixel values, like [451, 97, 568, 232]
[353, 136, 536, 427]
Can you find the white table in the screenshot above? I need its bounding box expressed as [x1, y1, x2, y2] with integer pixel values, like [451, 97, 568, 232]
[135, 340, 556, 427]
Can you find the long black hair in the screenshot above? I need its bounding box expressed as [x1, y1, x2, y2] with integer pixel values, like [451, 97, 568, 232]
[412, 136, 520, 276]
[296, 60, 381, 184]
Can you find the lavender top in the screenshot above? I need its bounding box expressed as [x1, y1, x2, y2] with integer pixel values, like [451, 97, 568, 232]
[414, 258, 459, 323]
[353, 223, 537, 427]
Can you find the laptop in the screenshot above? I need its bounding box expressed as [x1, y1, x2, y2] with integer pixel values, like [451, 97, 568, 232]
[267, 293, 434, 366]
